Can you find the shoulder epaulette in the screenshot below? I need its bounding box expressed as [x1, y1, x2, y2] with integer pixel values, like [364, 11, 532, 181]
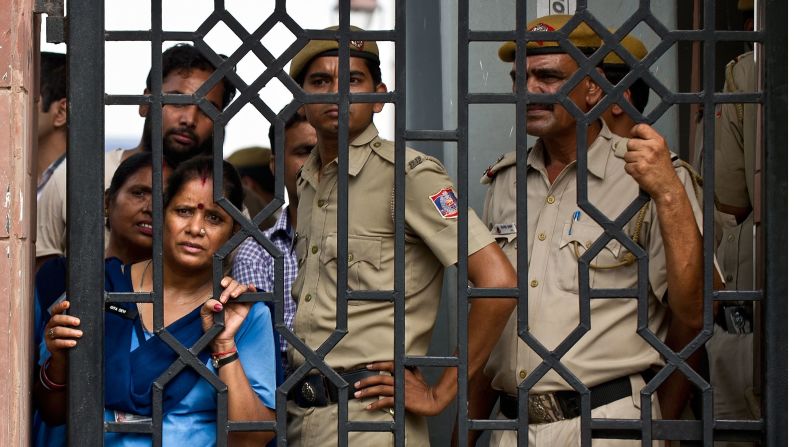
[404, 151, 445, 174]
[407, 155, 424, 171]
[480, 151, 518, 184]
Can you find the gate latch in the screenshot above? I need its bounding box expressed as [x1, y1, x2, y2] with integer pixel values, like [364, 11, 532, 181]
[33, 0, 66, 44]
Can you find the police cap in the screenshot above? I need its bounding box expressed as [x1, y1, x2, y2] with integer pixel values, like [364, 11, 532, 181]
[498, 14, 602, 62]
[289, 25, 380, 81]
[737, 0, 753, 11]
[226, 147, 272, 169]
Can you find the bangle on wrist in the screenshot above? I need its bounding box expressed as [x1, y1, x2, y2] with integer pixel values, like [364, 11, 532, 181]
[40, 358, 66, 391]
[211, 347, 237, 358]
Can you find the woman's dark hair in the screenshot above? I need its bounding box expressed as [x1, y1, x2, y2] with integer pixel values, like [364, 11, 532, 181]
[107, 152, 158, 203]
[164, 156, 244, 211]
[105, 152, 162, 229]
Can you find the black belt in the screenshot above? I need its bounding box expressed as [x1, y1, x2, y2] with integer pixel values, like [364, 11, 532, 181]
[499, 370, 656, 423]
[289, 368, 381, 408]
[716, 302, 754, 334]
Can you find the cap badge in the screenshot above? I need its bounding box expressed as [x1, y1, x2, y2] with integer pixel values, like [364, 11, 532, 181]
[350, 40, 365, 50]
[528, 22, 555, 45]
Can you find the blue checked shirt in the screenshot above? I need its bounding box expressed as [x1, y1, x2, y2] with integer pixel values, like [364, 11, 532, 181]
[232, 209, 297, 354]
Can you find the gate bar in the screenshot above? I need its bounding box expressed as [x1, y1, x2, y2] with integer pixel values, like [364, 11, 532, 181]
[66, 0, 106, 445]
[763, 0, 788, 445]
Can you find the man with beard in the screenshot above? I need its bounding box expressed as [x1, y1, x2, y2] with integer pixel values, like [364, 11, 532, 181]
[35, 43, 235, 268]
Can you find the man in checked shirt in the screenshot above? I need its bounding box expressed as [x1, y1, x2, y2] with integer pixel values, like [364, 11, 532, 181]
[232, 109, 318, 370]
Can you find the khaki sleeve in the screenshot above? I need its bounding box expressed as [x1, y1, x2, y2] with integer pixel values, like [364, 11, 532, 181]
[646, 166, 713, 301]
[405, 158, 494, 268]
[714, 71, 751, 210]
[36, 165, 68, 258]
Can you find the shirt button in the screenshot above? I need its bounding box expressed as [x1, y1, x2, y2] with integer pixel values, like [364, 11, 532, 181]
[538, 233, 546, 241]
[317, 199, 325, 207]
[304, 294, 312, 302]
[373, 141, 382, 148]
[728, 234, 735, 241]
[519, 370, 527, 379]
[726, 274, 734, 283]
[347, 253, 354, 262]
[311, 245, 318, 254]
[546, 196, 555, 204]
[530, 280, 539, 288]
[585, 241, 592, 248]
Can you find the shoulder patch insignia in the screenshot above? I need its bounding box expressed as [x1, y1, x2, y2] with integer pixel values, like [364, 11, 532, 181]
[429, 187, 459, 219]
[408, 156, 424, 170]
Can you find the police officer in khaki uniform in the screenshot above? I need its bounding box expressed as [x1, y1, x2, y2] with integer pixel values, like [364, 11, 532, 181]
[708, 0, 759, 438]
[285, 26, 517, 446]
[473, 15, 708, 446]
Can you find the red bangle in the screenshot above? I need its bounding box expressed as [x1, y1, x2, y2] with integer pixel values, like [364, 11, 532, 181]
[40, 358, 66, 391]
[211, 348, 237, 358]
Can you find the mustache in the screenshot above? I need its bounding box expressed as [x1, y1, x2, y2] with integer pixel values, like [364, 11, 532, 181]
[527, 103, 554, 111]
[165, 127, 199, 144]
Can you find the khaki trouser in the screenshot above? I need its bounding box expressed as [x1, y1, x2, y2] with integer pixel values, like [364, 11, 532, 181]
[490, 374, 662, 447]
[287, 398, 429, 446]
[707, 325, 755, 447]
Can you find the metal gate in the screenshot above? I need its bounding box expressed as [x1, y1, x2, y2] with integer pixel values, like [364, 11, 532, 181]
[61, 0, 786, 445]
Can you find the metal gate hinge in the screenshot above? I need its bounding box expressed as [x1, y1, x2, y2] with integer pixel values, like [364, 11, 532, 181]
[33, 0, 66, 44]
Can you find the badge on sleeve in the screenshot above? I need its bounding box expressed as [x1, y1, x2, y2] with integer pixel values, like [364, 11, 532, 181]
[429, 187, 459, 219]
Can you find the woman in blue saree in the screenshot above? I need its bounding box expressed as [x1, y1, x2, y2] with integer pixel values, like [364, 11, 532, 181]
[36, 157, 277, 446]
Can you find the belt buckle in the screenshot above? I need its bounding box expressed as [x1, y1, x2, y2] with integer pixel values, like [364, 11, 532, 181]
[528, 394, 566, 424]
[295, 376, 329, 408]
[301, 381, 318, 404]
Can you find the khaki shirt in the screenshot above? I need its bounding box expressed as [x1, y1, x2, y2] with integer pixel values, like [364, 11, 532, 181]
[289, 124, 494, 370]
[36, 148, 125, 258]
[714, 51, 757, 290]
[481, 122, 704, 393]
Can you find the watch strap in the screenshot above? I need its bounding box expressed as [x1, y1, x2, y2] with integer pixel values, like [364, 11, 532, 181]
[212, 351, 239, 369]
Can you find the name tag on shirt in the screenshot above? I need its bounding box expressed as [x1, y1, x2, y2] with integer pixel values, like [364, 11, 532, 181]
[114, 411, 152, 424]
[105, 303, 139, 320]
[492, 223, 517, 235]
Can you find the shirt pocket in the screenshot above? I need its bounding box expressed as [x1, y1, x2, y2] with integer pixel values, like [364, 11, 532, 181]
[321, 234, 384, 303]
[556, 222, 624, 293]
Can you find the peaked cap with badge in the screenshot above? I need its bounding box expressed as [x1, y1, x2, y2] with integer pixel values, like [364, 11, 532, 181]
[498, 14, 603, 62]
[289, 25, 380, 81]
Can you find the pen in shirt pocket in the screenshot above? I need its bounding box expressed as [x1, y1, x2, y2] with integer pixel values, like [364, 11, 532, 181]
[569, 210, 581, 235]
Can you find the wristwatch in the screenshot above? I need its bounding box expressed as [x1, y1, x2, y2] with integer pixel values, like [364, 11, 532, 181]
[212, 352, 239, 369]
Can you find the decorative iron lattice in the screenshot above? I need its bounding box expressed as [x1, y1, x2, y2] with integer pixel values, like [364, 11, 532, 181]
[64, 0, 785, 446]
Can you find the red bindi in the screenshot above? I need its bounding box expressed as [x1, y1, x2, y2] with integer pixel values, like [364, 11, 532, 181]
[197, 203, 204, 210]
